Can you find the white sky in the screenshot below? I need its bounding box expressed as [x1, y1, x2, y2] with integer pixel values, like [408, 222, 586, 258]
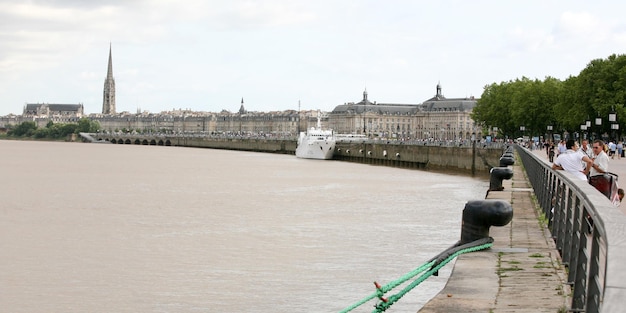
[1, 0, 625, 116]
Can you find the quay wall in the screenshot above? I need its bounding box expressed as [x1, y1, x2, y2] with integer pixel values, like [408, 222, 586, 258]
[171, 137, 297, 154]
[92, 134, 503, 174]
[333, 142, 501, 174]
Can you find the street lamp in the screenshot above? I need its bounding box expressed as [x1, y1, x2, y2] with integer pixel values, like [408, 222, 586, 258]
[520, 125, 525, 138]
[595, 116, 602, 141]
[580, 124, 587, 143]
[547, 125, 553, 142]
[609, 110, 618, 141]
[612, 123, 619, 141]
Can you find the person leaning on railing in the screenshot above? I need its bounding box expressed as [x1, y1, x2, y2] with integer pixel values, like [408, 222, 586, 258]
[588, 139, 623, 203]
[551, 139, 593, 181]
[590, 139, 609, 177]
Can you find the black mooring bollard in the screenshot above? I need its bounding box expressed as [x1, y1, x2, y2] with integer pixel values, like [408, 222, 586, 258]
[489, 167, 514, 191]
[459, 199, 513, 245]
[499, 155, 515, 167]
[428, 199, 513, 275]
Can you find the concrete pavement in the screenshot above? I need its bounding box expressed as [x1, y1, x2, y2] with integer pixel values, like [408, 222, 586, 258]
[418, 150, 570, 313]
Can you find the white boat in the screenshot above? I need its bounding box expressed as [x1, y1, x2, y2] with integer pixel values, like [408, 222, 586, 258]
[296, 114, 336, 160]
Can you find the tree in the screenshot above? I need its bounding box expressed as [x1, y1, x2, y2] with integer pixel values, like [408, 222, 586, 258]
[8, 121, 37, 137]
[76, 118, 100, 133]
[475, 53, 626, 140]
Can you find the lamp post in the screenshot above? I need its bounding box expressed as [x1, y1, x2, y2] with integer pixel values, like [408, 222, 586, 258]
[547, 125, 553, 142]
[595, 116, 602, 141]
[610, 110, 618, 141]
[471, 131, 476, 176]
[520, 125, 525, 138]
[580, 123, 587, 143]
[611, 123, 619, 142]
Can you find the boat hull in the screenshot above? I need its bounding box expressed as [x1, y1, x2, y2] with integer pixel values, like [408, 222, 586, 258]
[295, 140, 336, 160]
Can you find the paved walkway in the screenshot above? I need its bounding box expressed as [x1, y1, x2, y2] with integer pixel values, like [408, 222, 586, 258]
[418, 151, 571, 312]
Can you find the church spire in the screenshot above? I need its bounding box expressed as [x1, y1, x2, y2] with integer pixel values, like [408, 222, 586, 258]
[107, 43, 113, 79]
[239, 97, 246, 114]
[102, 43, 116, 114]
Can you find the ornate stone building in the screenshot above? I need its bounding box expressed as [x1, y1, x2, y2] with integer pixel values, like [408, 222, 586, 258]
[329, 89, 418, 138]
[102, 44, 116, 115]
[23, 103, 84, 119]
[417, 83, 478, 141]
[329, 84, 479, 141]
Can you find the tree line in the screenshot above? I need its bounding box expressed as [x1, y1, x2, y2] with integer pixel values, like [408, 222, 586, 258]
[472, 53, 626, 141]
[4, 118, 101, 139]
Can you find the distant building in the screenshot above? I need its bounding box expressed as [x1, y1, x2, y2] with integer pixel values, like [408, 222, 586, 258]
[329, 83, 479, 140]
[329, 89, 418, 137]
[23, 103, 84, 118]
[102, 44, 116, 114]
[417, 83, 478, 141]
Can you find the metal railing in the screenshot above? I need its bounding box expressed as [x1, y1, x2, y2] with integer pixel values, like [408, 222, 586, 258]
[515, 145, 626, 313]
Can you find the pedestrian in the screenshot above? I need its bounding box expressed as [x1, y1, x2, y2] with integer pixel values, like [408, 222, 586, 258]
[548, 142, 555, 163]
[588, 139, 620, 201]
[557, 140, 567, 155]
[609, 141, 617, 159]
[589, 140, 609, 177]
[581, 140, 593, 159]
[544, 140, 551, 158]
[617, 141, 623, 159]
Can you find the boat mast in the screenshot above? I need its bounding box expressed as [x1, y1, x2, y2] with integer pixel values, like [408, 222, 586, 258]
[297, 100, 301, 135]
[317, 110, 322, 129]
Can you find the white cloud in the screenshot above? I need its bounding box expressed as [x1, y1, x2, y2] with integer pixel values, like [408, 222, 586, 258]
[2, 1, 626, 115]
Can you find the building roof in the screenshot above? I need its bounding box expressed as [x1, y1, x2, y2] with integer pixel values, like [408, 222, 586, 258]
[332, 88, 419, 115]
[331, 84, 477, 115]
[25, 103, 83, 112]
[419, 98, 477, 112]
[419, 82, 477, 112]
[332, 102, 419, 115]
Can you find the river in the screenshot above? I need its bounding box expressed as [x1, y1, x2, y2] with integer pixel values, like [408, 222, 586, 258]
[0, 140, 488, 313]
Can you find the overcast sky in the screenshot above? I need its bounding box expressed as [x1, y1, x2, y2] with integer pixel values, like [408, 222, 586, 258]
[1, 0, 625, 116]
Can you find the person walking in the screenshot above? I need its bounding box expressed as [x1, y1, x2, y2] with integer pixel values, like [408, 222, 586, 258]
[552, 139, 593, 180]
[609, 141, 617, 159]
[557, 140, 567, 156]
[617, 141, 623, 159]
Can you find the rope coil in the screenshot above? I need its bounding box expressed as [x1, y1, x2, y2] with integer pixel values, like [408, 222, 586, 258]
[339, 238, 494, 313]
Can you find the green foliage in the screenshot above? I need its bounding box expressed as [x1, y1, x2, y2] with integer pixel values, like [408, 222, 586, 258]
[6, 118, 100, 140]
[474, 53, 626, 139]
[77, 117, 101, 133]
[7, 121, 37, 136]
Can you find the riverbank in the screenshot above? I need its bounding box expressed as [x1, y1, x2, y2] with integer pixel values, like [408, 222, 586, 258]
[418, 151, 570, 312]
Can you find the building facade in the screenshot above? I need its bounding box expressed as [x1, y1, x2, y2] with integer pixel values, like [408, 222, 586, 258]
[87, 101, 318, 137]
[329, 84, 479, 141]
[22, 102, 84, 120]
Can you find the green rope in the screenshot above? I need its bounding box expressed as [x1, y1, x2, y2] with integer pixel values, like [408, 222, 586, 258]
[339, 241, 493, 313]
